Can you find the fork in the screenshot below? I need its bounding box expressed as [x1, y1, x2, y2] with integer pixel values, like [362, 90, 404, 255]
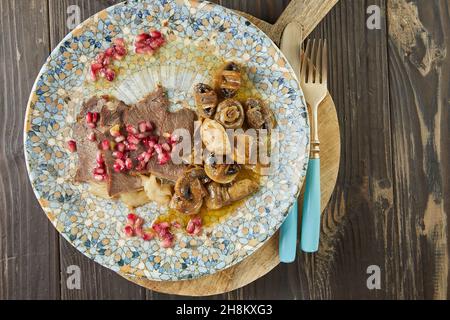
[299, 39, 328, 253]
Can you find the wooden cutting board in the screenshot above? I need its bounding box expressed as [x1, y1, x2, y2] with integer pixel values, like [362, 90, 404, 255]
[124, 0, 340, 296]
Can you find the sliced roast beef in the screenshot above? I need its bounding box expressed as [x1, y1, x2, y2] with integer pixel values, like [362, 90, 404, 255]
[145, 108, 196, 181]
[123, 85, 169, 136]
[126, 108, 196, 182]
[160, 108, 196, 140]
[103, 151, 143, 197]
[99, 100, 128, 129]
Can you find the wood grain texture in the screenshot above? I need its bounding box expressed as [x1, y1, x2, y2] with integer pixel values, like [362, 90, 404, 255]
[295, 0, 395, 299]
[0, 0, 60, 299]
[387, 0, 449, 299]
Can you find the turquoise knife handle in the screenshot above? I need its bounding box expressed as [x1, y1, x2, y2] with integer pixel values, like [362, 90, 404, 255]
[279, 200, 298, 263]
[300, 158, 321, 252]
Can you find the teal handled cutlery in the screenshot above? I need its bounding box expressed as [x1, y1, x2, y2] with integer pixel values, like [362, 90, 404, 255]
[279, 22, 303, 263]
[299, 39, 328, 253]
[279, 35, 328, 260]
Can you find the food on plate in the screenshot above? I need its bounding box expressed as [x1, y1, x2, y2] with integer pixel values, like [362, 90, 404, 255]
[194, 83, 218, 118]
[214, 99, 245, 129]
[142, 175, 173, 206]
[90, 38, 127, 82]
[233, 133, 257, 164]
[244, 98, 275, 131]
[134, 30, 166, 55]
[204, 163, 241, 184]
[170, 167, 208, 215]
[120, 190, 150, 208]
[217, 61, 241, 98]
[205, 179, 259, 210]
[201, 118, 232, 155]
[70, 55, 275, 247]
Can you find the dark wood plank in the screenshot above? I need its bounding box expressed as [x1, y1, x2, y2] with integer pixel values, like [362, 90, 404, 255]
[387, 0, 450, 299]
[0, 0, 60, 299]
[298, 0, 396, 299]
[48, 0, 145, 300]
[245, 0, 395, 299]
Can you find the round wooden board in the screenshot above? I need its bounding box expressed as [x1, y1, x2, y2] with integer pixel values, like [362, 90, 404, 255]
[122, 94, 340, 296]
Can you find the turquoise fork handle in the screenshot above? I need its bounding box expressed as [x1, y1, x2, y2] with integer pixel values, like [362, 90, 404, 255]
[279, 200, 298, 263]
[300, 158, 321, 252]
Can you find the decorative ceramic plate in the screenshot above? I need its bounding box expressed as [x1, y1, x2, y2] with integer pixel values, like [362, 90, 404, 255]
[24, 0, 309, 281]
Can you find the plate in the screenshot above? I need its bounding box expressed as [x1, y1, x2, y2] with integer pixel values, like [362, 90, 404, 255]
[24, 0, 309, 281]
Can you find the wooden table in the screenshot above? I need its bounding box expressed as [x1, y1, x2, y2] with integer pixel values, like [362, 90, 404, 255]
[0, 0, 448, 300]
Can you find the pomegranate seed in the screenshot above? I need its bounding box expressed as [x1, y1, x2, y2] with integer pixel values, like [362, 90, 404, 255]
[150, 37, 165, 49]
[162, 143, 171, 152]
[160, 234, 174, 248]
[142, 136, 158, 149]
[109, 124, 121, 137]
[135, 46, 154, 55]
[193, 226, 202, 235]
[127, 213, 137, 223]
[114, 45, 127, 58]
[186, 220, 195, 234]
[126, 124, 138, 135]
[104, 68, 116, 82]
[88, 132, 96, 142]
[127, 134, 140, 145]
[135, 226, 144, 237]
[186, 217, 202, 235]
[154, 144, 162, 153]
[137, 151, 147, 162]
[135, 217, 144, 227]
[92, 112, 99, 123]
[144, 151, 153, 163]
[112, 151, 124, 159]
[94, 174, 105, 181]
[136, 133, 147, 139]
[113, 159, 125, 172]
[125, 158, 133, 170]
[126, 142, 138, 151]
[101, 139, 110, 150]
[115, 135, 125, 143]
[150, 30, 162, 38]
[96, 151, 104, 164]
[138, 122, 147, 133]
[124, 225, 134, 237]
[153, 222, 171, 237]
[116, 142, 125, 152]
[136, 33, 150, 42]
[86, 112, 93, 124]
[114, 38, 125, 47]
[90, 63, 103, 81]
[105, 47, 115, 57]
[138, 121, 153, 133]
[142, 232, 153, 241]
[93, 167, 105, 175]
[67, 140, 77, 152]
[169, 134, 179, 144]
[157, 151, 170, 165]
[96, 52, 106, 64]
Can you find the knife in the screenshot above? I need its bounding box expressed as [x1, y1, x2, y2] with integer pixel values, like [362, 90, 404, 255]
[278, 22, 303, 263]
